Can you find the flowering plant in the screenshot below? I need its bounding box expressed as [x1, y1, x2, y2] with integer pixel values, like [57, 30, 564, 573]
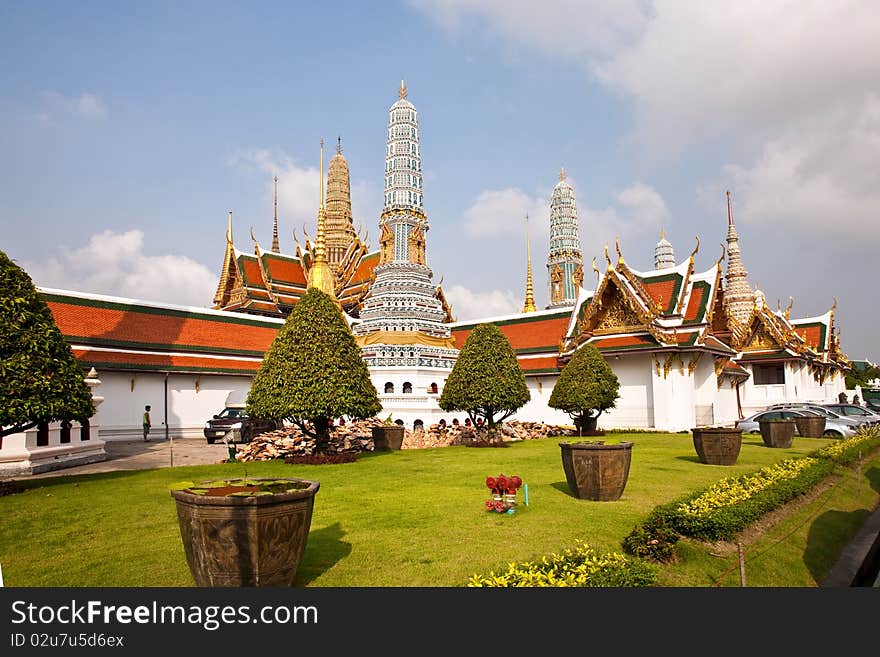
[484, 473, 522, 513]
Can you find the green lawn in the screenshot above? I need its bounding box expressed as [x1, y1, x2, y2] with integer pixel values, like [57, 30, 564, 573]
[1, 432, 877, 587]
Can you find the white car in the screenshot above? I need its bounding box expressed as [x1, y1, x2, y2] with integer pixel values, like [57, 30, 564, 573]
[735, 408, 856, 438]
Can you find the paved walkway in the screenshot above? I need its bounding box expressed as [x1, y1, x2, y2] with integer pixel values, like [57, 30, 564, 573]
[23, 437, 231, 480]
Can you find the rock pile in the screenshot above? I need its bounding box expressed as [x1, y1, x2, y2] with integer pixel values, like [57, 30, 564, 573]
[234, 418, 576, 461]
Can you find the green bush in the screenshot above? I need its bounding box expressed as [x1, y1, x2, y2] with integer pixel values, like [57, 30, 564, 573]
[246, 288, 381, 450]
[624, 455, 837, 559]
[468, 541, 657, 587]
[549, 343, 620, 430]
[808, 426, 880, 465]
[439, 323, 529, 430]
[0, 249, 94, 438]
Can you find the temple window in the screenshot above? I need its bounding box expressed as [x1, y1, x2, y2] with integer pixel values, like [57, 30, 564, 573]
[429, 382, 438, 394]
[753, 363, 785, 385]
[413, 419, 424, 430]
[384, 382, 395, 394]
[403, 382, 413, 394]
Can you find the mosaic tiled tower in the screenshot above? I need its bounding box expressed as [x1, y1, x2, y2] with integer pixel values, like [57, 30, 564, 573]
[654, 228, 675, 269]
[354, 81, 458, 377]
[546, 168, 583, 308]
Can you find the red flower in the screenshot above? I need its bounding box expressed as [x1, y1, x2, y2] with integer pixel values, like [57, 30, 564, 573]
[493, 500, 506, 513]
[485, 500, 495, 510]
[496, 475, 508, 491]
[510, 476, 522, 489]
[485, 477, 497, 490]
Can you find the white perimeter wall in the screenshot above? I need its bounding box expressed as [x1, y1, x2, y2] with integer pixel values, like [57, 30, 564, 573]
[94, 371, 252, 440]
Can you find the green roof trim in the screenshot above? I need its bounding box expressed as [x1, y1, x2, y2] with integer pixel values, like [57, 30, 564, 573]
[791, 321, 828, 353]
[682, 280, 711, 326]
[637, 271, 683, 315]
[70, 336, 266, 358]
[451, 309, 571, 332]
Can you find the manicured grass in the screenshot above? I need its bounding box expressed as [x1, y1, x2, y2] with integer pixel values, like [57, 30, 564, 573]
[0, 432, 876, 587]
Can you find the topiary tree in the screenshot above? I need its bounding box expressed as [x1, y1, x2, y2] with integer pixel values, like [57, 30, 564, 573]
[246, 288, 381, 452]
[0, 249, 94, 438]
[439, 323, 530, 432]
[549, 343, 620, 433]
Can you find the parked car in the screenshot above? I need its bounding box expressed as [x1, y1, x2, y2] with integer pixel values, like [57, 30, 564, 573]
[736, 408, 856, 438]
[203, 406, 280, 444]
[765, 403, 863, 430]
[821, 404, 880, 427]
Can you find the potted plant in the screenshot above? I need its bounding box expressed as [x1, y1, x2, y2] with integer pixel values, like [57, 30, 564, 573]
[372, 414, 405, 451]
[757, 418, 796, 448]
[170, 476, 319, 587]
[793, 414, 826, 438]
[548, 344, 620, 437]
[691, 426, 742, 465]
[559, 440, 633, 501]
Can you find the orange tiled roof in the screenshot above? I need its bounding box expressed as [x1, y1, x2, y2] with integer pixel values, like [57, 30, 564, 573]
[43, 292, 280, 357]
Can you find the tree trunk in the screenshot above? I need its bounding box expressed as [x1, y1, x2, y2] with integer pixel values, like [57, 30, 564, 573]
[313, 417, 331, 453]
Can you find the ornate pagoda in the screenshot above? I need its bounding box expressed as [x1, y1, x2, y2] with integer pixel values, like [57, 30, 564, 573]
[546, 168, 583, 308]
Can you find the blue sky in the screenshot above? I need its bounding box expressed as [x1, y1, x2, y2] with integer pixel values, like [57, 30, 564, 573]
[2, 1, 878, 361]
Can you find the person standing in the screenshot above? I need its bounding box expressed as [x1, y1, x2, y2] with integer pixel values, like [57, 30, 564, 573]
[143, 405, 151, 442]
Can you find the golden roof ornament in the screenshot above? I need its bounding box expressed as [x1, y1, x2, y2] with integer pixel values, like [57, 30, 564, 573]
[559, 167, 566, 182]
[271, 176, 280, 253]
[604, 244, 613, 270]
[615, 237, 624, 265]
[306, 138, 339, 304]
[522, 213, 537, 313]
[399, 79, 407, 99]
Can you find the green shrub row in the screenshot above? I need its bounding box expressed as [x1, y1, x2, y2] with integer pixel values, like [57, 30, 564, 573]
[623, 427, 880, 561]
[467, 541, 657, 587]
[806, 426, 880, 465]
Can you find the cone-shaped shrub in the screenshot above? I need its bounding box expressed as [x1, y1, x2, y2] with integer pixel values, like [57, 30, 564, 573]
[246, 288, 381, 450]
[549, 343, 619, 431]
[439, 323, 529, 430]
[1, 249, 94, 438]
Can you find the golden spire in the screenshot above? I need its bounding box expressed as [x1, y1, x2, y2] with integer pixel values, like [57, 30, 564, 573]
[559, 167, 566, 182]
[399, 79, 407, 99]
[213, 210, 237, 307]
[522, 213, 537, 313]
[660, 227, 666, 240]
[271, 176, 280, 253]
[307, 138, 339, 303]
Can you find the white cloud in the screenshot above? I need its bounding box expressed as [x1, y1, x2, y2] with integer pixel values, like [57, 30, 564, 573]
[411, 0, 648, 59]
[42, 91, 108, 120]
[444, 284, 521, 321]
[228, 148, 379, 243]
[25, 230, 218, 307]
[700, 95, 880, 240]
[580, 183, 670, 264]
[460, 187, 550, 238]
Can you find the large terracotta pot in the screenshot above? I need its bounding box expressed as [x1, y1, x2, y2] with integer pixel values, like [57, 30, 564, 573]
[559, 441, 633, 501]
[794, 416, 826, 438]
[171, 477, 319, 587]
[758, 420, 796, 448]
[691, 427, 742, 465]
[372, 425, 405, 451]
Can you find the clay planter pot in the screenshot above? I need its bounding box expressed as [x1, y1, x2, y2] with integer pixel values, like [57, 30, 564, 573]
[758, 420, 796, 448]
[171, 477, 319, 587]
[559, 441, 633, 501]
[372, 425, 404, 451]
[794, 416, 826, 438]
[691, 427, 742, 465]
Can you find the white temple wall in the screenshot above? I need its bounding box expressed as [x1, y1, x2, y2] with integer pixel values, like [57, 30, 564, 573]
[514, 374, 571, 427]
[738, 360, 845, 417]
[90, 371, 252, 441]
[601, 354, 654, 429]
[649, 353, 696, 432]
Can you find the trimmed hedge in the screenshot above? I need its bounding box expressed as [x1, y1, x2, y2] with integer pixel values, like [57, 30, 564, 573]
[468, 542, 657, 587]
[624, 427, 880, 561]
